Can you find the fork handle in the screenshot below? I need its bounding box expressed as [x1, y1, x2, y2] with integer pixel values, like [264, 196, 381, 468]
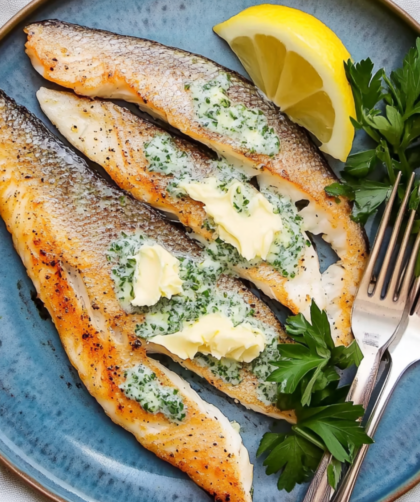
[333, 364, 396, 502]
[334, 346, 417, 502]
[302, 348, 382, 502]
[345, 346, 382, 408]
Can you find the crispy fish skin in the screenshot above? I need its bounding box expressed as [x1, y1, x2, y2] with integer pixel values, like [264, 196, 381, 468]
[0, 88, 294, 423]
[0, 87, 296, 423]
[0, 91, 261, 502]
[37, 87, 323, 317]
[24, 20, 368, 345]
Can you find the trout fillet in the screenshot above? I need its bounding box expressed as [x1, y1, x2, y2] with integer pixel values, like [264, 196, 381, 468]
[0, 89, 289, 501]
[0, 90, 294, 421]
[37, 87, 324, 318]
[24, 20, 368, 346]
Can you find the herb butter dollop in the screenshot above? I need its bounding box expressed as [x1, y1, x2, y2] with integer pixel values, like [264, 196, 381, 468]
[108, 232, 279, 403]
[151, 312, 266, 362]
[120, 364, 186, 423]
[143, 134, 308, 277]
[131, 244, 183, 307]
[188, 73, 280, 157]
[181, 177, 283, 260]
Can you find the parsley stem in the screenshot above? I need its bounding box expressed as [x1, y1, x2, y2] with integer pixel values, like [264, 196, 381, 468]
[363, 124, 382, 144]
[380, 140, 396, 183]
[383, 74, 404, 115]
[292, 425, 326, 452]
[397, 147, 412, 179]
[415, 247, 420, 277]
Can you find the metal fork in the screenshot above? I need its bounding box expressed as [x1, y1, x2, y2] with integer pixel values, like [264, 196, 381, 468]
[332, 275, 420, 502]
[303, 171, 420, 502]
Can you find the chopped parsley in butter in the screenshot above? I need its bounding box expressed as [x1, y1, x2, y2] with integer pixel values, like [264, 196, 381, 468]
[143, 133, 249, 199]
[144, 134, 191, 179]
[180, 177, 283, 260]
[195, 354, 243, 385]
[151, 312, 266, 362]
[131, 244, 183, 307]
[108, 231, 279, 403]
[188, 73, 280, 157]
[120, 364, 186, 423]
[143, 133, 308, 277]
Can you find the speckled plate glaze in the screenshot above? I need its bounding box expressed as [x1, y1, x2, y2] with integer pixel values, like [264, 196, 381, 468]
[0, 1, 419, 501]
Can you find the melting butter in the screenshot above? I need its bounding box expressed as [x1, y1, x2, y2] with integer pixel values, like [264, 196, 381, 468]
[150, 312, 266, 362]
[189, 73, 280, 157]
[230, 421, 241, 433]
[131, 244, 183, 307]
[180, 177, 283, 260]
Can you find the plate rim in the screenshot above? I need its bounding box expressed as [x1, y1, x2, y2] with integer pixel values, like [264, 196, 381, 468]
[0, 1, 419, 502]
[0, 454, 67, 502]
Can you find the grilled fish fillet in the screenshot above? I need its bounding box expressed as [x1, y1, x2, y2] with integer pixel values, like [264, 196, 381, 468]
[0, 88, 294, 421]
[37, 87, 324, 315]
[0, 89, 291, 502]
[25, 20, 368, 346]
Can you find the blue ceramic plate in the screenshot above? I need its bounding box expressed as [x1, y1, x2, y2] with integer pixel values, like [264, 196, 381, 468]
[0, 1, 419, 501]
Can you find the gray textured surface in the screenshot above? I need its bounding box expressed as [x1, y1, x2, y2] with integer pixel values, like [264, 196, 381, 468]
[394, 0, 419, 20]
[0, 0, 29, 26]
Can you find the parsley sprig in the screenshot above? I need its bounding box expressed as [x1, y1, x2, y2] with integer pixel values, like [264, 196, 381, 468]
[258, 301, 372, 493]
[325, 40, 420, 224]
[257, 431, 322, 492]
[268, 301, 363, 408]
[258, 38, 420, 496]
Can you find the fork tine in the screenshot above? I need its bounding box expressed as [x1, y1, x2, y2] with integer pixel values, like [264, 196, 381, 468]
[410, 276, 420, 315]
[398, 228, 420, 304]
[375, 172, 415, 297]
[359, 172, 402, 293]
[388, 179, 418, 298]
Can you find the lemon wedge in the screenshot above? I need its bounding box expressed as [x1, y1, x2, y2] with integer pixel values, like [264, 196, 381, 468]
[214, 5, 356, 162]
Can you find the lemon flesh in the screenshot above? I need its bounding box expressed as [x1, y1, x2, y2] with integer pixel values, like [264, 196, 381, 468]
[214, 5, 356, 162]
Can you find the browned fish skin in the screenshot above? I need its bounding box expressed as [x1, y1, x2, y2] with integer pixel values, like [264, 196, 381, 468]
[0, 89, 317, 501]
[37, 88, 321, 316]
[24, 20, 368, 346]
[0, 86, 296, 416]
[4, 87, 297, 429]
